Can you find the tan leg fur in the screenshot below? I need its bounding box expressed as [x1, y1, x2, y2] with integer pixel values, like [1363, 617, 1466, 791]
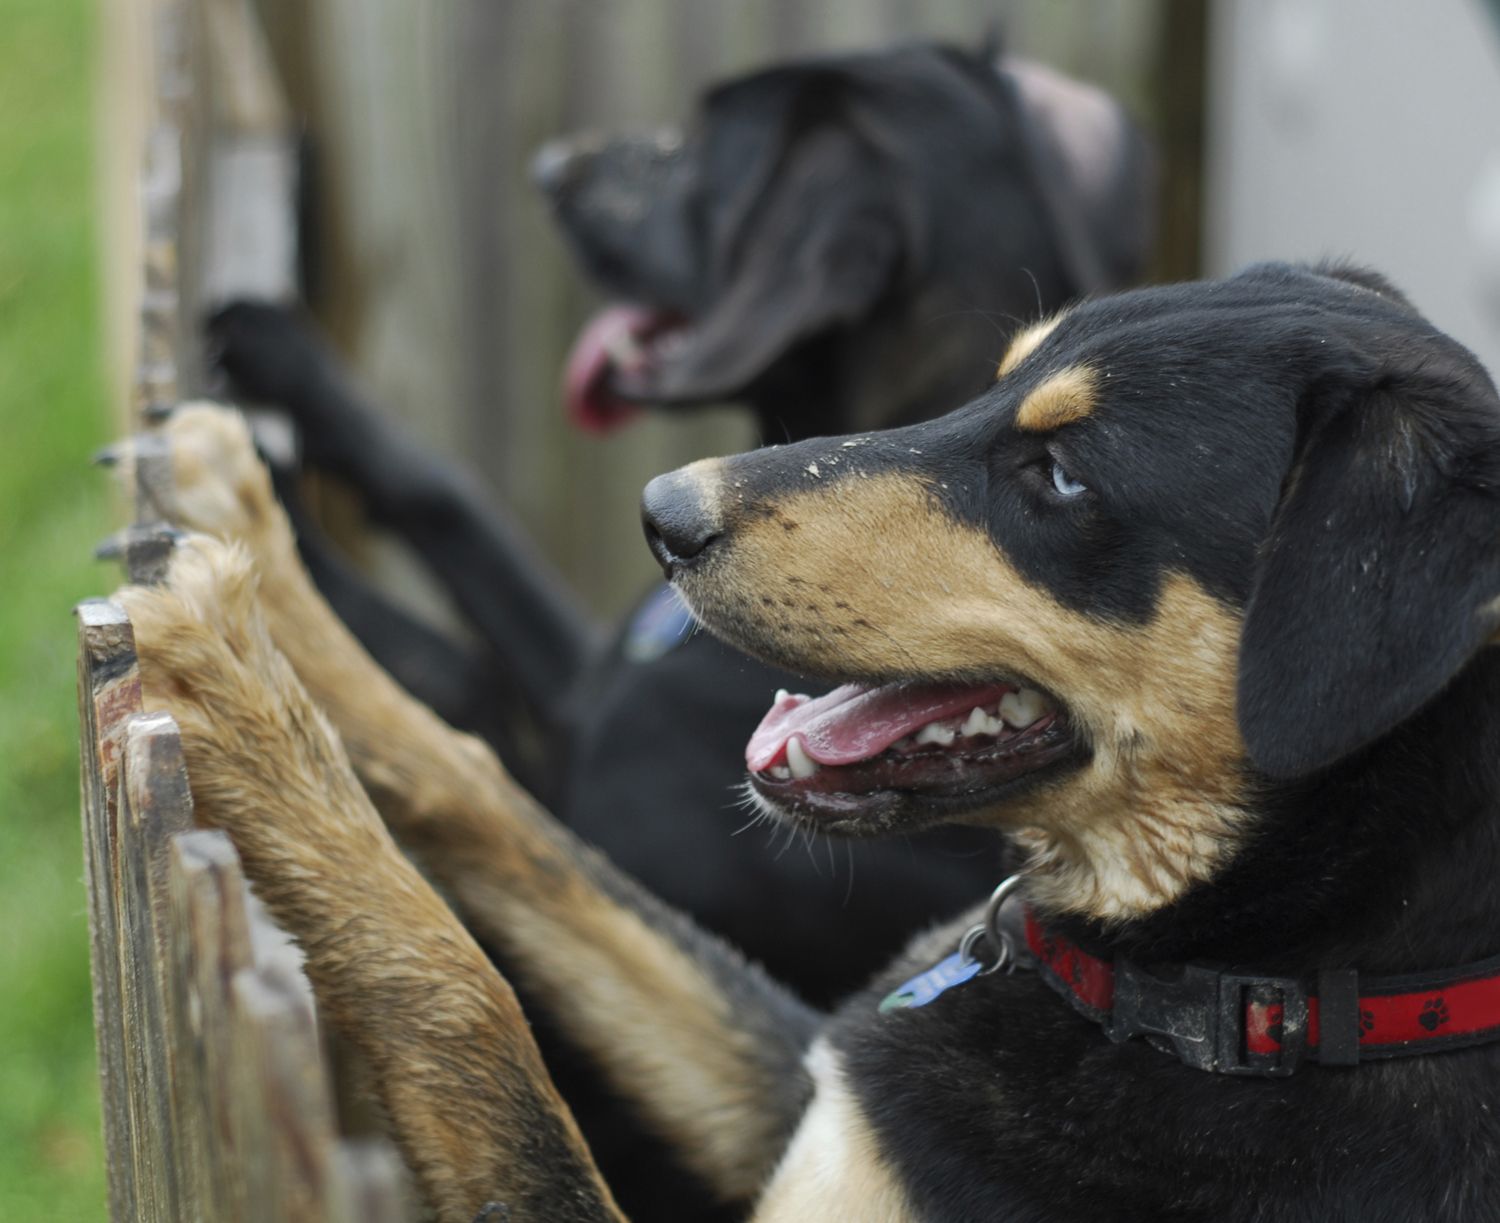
[117, 538, 623, 1222]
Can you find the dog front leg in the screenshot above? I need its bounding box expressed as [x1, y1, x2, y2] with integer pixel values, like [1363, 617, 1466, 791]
[114, 404, 821, 1205]
[208, 301, 598, 731]
[118, 539, 625, 1223]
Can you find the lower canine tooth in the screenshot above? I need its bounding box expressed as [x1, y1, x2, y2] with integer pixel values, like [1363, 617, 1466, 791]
[916, 723, 956, 746]
[785, 736, 818, 780]
[999, 689, 1047, 728]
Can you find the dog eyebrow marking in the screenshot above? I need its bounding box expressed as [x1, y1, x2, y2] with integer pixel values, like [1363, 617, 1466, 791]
[1014, 366, 1098, 432]
[996, 312, 1067, 379]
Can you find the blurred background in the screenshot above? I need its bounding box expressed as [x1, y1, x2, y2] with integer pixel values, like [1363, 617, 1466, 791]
[3, 0, 1497, 1216]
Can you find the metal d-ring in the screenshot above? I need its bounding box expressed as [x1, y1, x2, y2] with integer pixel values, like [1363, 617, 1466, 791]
[957, 873, 1028, 977]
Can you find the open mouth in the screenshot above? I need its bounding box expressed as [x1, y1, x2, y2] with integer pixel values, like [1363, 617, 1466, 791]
[745, 678, 1081, 828]
[562, 303, 695, 433]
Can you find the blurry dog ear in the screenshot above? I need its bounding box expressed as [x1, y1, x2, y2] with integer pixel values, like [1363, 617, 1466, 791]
[652, 128, 899, 404]
[976, 19, 1008, 64]
[1238, 353, 1500, 778]
[1004, 60, 1155, 294]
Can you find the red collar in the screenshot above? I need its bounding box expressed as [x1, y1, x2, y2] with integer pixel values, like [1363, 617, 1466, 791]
[1024, 909, 1500, 1076]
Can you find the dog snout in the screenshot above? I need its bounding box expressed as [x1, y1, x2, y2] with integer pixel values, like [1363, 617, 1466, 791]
[531, 138, 589, 199]
[642, 469, 722, 575]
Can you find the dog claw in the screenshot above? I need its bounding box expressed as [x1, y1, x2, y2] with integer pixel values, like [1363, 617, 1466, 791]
[142, 401, 177, 422]
[94, 523, 185, 564]
[91, 444, 122, 468]
[139, 523, 186, 548]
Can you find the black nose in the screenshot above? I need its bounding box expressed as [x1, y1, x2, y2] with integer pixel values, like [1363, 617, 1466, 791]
[530, 139, 586, 198]
[642, 471, 721, 575]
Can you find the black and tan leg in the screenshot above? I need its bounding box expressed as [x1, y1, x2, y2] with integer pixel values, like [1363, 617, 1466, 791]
[107, 403, 820, 1206]
[116, 539, 623, 1223]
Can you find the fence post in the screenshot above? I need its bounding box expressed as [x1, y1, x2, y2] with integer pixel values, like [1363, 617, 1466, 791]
[76, 600, 144, 1221]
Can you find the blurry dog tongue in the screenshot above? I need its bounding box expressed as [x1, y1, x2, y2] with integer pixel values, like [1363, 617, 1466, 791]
[747, 680, 1017, 771]
[562, 304, 655, 433]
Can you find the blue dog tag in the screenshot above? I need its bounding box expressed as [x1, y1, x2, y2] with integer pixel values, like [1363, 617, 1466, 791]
[879, 952, 981, 1013]
[624, 584, 697, 662]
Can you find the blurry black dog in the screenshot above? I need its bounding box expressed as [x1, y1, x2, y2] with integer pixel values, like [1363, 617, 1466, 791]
[210, 41, 1151, 1000]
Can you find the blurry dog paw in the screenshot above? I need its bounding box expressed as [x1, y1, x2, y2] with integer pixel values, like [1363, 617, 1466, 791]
[103, 401, 290, 561]
[206, 299, 324, 408]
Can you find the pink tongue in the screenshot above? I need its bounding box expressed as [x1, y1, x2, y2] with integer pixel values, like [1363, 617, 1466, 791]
[746, 680, 1018, 771]
[561, 304, 654, 434]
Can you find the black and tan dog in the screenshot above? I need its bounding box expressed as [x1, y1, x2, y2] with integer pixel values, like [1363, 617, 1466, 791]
[114, 261, 1500, 1220]
[207, 39, 1154, 1008]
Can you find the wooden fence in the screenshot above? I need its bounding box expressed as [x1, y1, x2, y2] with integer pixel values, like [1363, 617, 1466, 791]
[83, 0, 411, 1216]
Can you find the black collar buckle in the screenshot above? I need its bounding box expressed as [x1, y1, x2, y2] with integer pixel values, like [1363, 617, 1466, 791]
[1109, 958, 1309, 1077]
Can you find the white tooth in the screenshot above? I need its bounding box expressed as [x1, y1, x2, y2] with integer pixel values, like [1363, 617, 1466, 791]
[999, 689, 1047, 729]
[916, 723, 956, 747]
[775, 688, 791, 704]
[770, 765, 792, 780]
[962, 707, 990, 737]
[786, 736, 818, 780]
[604, 325, 645, 369]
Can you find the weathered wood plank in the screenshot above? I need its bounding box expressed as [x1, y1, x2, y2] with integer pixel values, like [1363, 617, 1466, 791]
[113, 713, 197, 1220]
[75, 599, 144, 1221]
[124, 714, 202, 1217]
[201, 0, 299, 308]
[329, 1139, 412, 1223]
[233, 960, 344, 1221]
[167, 828, 257, 1218]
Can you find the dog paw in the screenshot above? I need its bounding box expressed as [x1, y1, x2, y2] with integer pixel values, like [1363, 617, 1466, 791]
[207, 300, 325, 408]
[105, 402, 287, 556]
[116, 534, 379, 859]
[207, 300, 365, 472]
[115, 534, 278, 746]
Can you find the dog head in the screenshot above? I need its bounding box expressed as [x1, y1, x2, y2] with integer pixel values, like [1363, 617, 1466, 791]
[642, 263, 1500, 920]
[538, 40, 1153, 438]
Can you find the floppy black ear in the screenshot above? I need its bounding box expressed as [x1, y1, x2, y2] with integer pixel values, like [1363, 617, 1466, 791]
[652, 127, 899, 404]
[1238, 359, 1500, 778]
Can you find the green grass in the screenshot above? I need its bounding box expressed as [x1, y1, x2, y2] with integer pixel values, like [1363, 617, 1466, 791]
[0, 0, 113, 1216]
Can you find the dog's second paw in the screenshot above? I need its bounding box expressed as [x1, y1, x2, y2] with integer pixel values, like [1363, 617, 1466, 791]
[108, 402, 288, 558]
[207, 300, 326, 408]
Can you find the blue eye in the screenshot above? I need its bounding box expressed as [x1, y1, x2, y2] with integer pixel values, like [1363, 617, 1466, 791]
[1049, 457, 1088, 498]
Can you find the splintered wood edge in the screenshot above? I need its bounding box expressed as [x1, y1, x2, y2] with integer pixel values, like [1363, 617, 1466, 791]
[75, 597, 142, 1222]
